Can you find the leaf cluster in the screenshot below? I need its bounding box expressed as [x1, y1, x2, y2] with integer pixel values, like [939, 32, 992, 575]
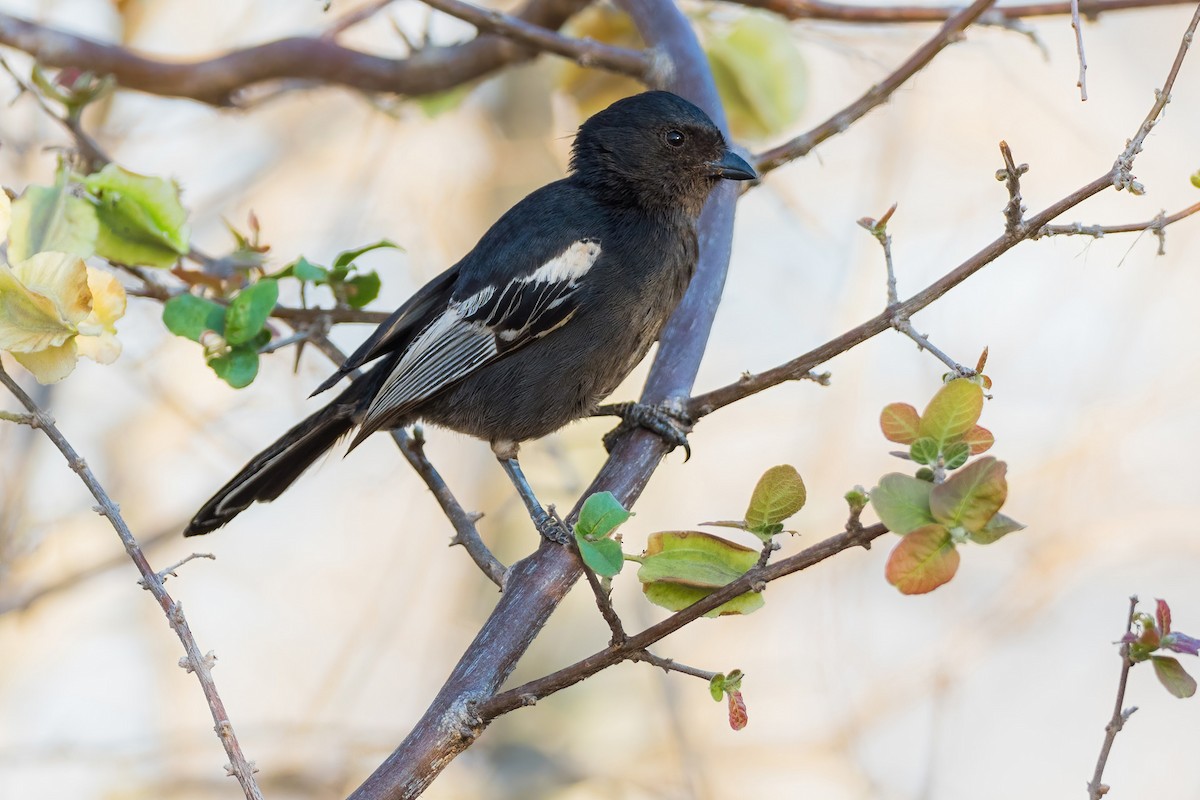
[1123, 598, 1200, 698]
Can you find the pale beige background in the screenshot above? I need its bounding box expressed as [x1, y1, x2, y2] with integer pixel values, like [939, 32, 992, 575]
[1, 1, 1199, 798]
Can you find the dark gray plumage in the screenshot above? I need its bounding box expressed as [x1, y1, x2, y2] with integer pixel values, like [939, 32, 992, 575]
[185, 91, 755, 537]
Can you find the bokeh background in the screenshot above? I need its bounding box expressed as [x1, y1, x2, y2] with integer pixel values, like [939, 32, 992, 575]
[2, 0, 1199, 798]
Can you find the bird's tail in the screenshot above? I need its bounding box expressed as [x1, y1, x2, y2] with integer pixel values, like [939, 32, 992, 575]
[185, 379, 369, 536]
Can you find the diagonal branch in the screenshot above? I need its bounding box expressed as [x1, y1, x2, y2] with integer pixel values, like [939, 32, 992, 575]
[754, 0, 999, 175]
[0, 362, 264, 800]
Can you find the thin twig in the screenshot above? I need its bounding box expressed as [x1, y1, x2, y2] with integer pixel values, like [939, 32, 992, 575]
[324, 0, 399, 38]
[997, 141, 1029, 234]
[420, 0, 653, 80]
[1113, 2, 1200, 193]
[0, 362, 264, 800]
[754, 0, 1000, 175]
[138, 552, 217, 588]
[1087, 596, 1141, 800]
[1071, 0, 1089, 100]
[578, 549, 627, 645]
[631, 650, 719, 681]
[1037, 200, 1200, 253]
[0, 409, 35, 425]
[894, 319, 972, 375]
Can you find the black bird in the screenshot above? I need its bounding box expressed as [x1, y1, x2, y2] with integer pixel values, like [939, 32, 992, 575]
[185, 91, 756, 540]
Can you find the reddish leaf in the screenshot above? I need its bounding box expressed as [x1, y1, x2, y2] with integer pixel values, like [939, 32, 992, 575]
[880, 403, 921, 444]
[885, 524, 960, 594]
[929, 457, 1007, 533]
[963, 425, 994, 455]
[1157, 599, 1172, 635]
[918, 379, 984, 446]
[727, 690, 748, 730]
[1152, 656, 1197, 698]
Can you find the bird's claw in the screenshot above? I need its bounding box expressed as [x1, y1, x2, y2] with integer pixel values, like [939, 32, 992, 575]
[598, 401, 693, 460]
[536, 508, 573, 545]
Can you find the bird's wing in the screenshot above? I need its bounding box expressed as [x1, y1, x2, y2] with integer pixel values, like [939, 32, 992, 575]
[356, 237, 602, 437]
[310, 266, 460, 395]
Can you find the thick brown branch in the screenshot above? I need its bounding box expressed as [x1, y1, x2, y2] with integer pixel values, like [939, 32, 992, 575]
[732, 0, 1196, 23]
[754, 0, 999, 175]
[0, 0, 642, 106]
[479, 523, 888, 719]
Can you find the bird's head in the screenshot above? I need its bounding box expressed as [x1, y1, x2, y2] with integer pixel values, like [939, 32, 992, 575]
[570, 91, 757, 215]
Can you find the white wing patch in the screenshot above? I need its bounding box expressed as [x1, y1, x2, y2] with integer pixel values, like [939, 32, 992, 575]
[361, 239, 602, 431]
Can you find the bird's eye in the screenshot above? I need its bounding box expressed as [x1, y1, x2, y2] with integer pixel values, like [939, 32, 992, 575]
[664, 130, 686, 147]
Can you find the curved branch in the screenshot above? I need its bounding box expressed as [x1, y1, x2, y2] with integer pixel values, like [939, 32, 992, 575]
[0, 0, 646, 106]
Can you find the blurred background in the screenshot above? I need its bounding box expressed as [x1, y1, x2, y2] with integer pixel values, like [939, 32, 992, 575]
[1, 0, 1199, 797]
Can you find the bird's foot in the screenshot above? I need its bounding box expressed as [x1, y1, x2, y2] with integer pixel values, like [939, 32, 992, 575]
[535, 505, 573, 545]
[596, 401, 693, 460]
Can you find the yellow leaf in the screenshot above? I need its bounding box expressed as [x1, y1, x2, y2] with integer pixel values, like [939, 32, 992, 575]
[0, 261, 78, 353]
[0, 191, 10, 242]
[705, 14, 808, 141]
[13, 339, 79, 383]
[13, 252, 93, 325]
[81, 267, 126, 332]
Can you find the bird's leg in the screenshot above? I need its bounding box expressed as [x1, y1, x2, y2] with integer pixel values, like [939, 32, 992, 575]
[492, 441, 572, 544]
[593, 400, 693, 460]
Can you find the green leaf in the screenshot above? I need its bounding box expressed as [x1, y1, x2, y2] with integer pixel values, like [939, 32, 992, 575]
[943, 441, 971, 470]
[223, 280, 278, 346]
[918, 378, 984, 448]
[909, 437, 939, 466]
[332, 239, 401, 270]
[638, 531, 763, 617]
[915, 467, 935, 482]
[577, 536, 624, 577]
[417, 86, 471, 119]
[7, 183, 99, 262]
[208, 345, 259, 388]
[84, 164, 190, 267]
[967, 512, 1025, 545]
[705, 13, 807, 141]
[1151, 655, 1197, 698]
[345, 271, 381, 308]
[744, 464, 806, 538]
[283, 257, 329, 283]
[929, 456, 1007, 533]
[709, 674, 726, 702]
[643, 581, 765, 618]
[880, 402, 921, 444]
[885, 524, 960, 595]
[1192, 170, 1200, 190]
[575, 491, 631, 541]
[870, 473, 935, 534]
[162, 294, 226, 342]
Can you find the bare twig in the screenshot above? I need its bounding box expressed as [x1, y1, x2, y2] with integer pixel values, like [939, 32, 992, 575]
[0, 0, 643, 106]
[478, 522, 887, 720]
[0, 409, 35, 425]
[138, 552, 217, 588]
[1113, 2, 1200, 193]
[1036, 200, 1200, 254]
[730, 0, 1196, 24]
[1087, 596, 1141, 800]
[578, 550, 627, 645]
[631, 650, 719, 681]
[754, 0, 999, 175]
[393, 427, 507, 588]
[324, 0, 399, 38]
[0, 362, 264, 800]
[421, 0, 653, 80]
[1071, 0, 1089, 99]
[997, 141, 1029, 234]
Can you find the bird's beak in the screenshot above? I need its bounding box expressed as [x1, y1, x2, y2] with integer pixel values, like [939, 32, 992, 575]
[708, 150, 757, 181]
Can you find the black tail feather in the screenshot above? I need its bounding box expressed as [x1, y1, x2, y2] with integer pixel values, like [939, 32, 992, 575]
[185, 384, 366, 536]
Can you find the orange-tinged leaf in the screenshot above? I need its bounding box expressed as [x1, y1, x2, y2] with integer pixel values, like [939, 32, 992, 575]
[963, 425, 994, 455]
[929, 456, 1007, 532]
[880, 402, 921, 444]
[727, 690, 748, 730]
[918, 379, 984, 446]
[885, 524, 960, 594]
